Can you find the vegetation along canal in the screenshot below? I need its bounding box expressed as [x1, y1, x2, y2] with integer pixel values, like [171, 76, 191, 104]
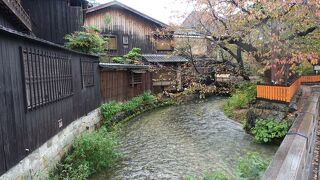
[91, 97, 278, 179]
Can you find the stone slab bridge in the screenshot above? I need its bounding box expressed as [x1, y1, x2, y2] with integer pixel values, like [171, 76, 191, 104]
[262, 85, 320, 180]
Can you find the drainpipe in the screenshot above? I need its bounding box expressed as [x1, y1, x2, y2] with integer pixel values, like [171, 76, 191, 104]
[177, 63, 182, 91]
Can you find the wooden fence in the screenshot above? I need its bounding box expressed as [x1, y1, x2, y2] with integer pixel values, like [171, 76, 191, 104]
[100, 63, 153, 102]
[257, 75, 320, 103]
[0, 26, 100, 175]
[263, 87, 320, 180]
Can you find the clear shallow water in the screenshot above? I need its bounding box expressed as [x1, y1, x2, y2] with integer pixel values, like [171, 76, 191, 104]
[91, 97, 278, 179]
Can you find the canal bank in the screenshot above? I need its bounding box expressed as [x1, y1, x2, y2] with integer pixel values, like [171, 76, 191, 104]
[91, 97, 278, 179]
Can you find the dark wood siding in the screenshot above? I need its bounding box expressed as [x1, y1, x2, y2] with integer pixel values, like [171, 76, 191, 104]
[0, 28, 100, 175]
[85, 7, 163, 56]
[100, 70, 152, 102]
[0, 13, 20, 31]
[21, 0, 84, 44]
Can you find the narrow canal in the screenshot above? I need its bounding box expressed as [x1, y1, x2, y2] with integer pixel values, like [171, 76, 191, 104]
[92, 97, 278, 179]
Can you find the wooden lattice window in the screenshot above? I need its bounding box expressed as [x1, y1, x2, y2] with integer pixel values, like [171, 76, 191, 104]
[154, 34, 173, 51]
[155, 39, 173, 51]
[81, 60, 94, 88]
[21, 47, 73, 110]
[130, 71, 143, 86]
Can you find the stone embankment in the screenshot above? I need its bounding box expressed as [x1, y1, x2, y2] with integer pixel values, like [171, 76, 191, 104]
[0, 109, 101, 180]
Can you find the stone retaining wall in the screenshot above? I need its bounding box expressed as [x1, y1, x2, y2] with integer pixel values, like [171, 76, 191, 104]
[0, 109, 101, 180]
[262, 86, 320, 180]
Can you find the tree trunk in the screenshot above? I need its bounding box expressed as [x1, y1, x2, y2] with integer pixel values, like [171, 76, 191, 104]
[236, 47, 250, 80]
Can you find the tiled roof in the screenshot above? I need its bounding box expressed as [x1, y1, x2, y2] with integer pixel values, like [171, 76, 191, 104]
[142, 54, 189, 63]
[99, 63, 149, 70]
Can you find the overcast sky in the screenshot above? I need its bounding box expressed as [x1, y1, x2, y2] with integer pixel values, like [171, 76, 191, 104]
[94, 0, 194, 25]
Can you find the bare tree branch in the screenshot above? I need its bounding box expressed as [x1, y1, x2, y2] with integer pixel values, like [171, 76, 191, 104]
[287, 26, 317, 40]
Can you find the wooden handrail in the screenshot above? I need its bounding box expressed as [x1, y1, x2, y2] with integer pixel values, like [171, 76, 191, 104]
[1, 0, 32, 31]
[262, 90, 320, 179]
[256, 75, 320, 103]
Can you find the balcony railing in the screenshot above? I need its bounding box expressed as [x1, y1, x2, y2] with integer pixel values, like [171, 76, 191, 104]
[256, 75, 320, 103]
[1, 0, 32, 31]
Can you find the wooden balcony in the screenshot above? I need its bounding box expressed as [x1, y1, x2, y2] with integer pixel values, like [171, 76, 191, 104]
[0, 0, 32, 31]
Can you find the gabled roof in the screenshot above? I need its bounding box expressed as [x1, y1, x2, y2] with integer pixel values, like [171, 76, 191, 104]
[86, 0, 167, 27]
[181, 11, 217, 33]
[182, 11, 201, 29]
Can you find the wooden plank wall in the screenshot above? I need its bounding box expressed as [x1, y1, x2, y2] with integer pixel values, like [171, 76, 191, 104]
[21, 0, 84, 44]
[100, 70, 152, 102]
[0, 13, 18, 31]
[85, 6, 163, 56]
[0, 10, 24, 31]
[0, 29, 100, 175]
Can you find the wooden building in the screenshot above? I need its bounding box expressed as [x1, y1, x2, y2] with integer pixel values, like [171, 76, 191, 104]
[85, 1, 189, 92]
[85, 0, 173, 56]
[0, 0, 101, 176]
[100, 63, 152, 102]
[143, 54, 188, 93]
[21, 0, 88, 44]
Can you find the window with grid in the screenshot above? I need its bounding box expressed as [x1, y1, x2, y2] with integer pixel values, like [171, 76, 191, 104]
[129, 71, 143, 86]
[155, 39, 173, 51]
[81, 60, 94, 88]
[21, 47, 73, 110]
[154, 34, 173, 51]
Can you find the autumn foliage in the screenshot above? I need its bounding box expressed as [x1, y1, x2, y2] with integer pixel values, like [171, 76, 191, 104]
[179, 0, 320, 84]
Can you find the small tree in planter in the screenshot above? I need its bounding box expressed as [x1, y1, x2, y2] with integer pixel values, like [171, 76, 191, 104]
[64, 26, 107, 55]
[111, 48, 142, 64]
[124, 48, 142, 64]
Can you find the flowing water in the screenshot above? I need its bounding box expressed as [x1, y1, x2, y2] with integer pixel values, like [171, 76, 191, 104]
[92, 97, 278, 179]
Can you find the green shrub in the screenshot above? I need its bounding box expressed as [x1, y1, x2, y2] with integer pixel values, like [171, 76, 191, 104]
[111, 48, 142, 64]
[141, 91, 156, 105]
[236, 152, 269, 180]
[112, 57, 125, 64]
[251, 119, 289, 143]
[124, 48, 141, 60]
[49, 129, 119, 179]
[185, 171, 228, 180]
[101, 101, 123, 126]
[224, 83, 256, 117]
[235, 82, 257, 100]
[68, 129, 119, 172]
[121, 96, 144, 112]
[64, 26, 107, 54]
[84, 25, 102, 33]
[121, 92, 156, 112]
[101, 92, 156, 126]
[203, 171, 228, 180]
[49, 161, 90, 180]
[293, 60, 314, 76]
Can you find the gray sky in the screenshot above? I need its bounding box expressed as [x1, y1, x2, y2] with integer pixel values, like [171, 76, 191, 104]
[94, 0, 193, 25]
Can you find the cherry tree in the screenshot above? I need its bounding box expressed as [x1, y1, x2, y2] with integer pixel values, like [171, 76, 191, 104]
[179, 0, 320, 84]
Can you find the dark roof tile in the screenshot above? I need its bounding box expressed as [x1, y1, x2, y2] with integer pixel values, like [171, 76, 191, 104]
[142, 54, 189, 63]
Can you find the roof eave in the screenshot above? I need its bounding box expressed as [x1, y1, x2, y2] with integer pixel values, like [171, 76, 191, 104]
[86, 1, 168, 27]
[0, 0, 32, 32]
